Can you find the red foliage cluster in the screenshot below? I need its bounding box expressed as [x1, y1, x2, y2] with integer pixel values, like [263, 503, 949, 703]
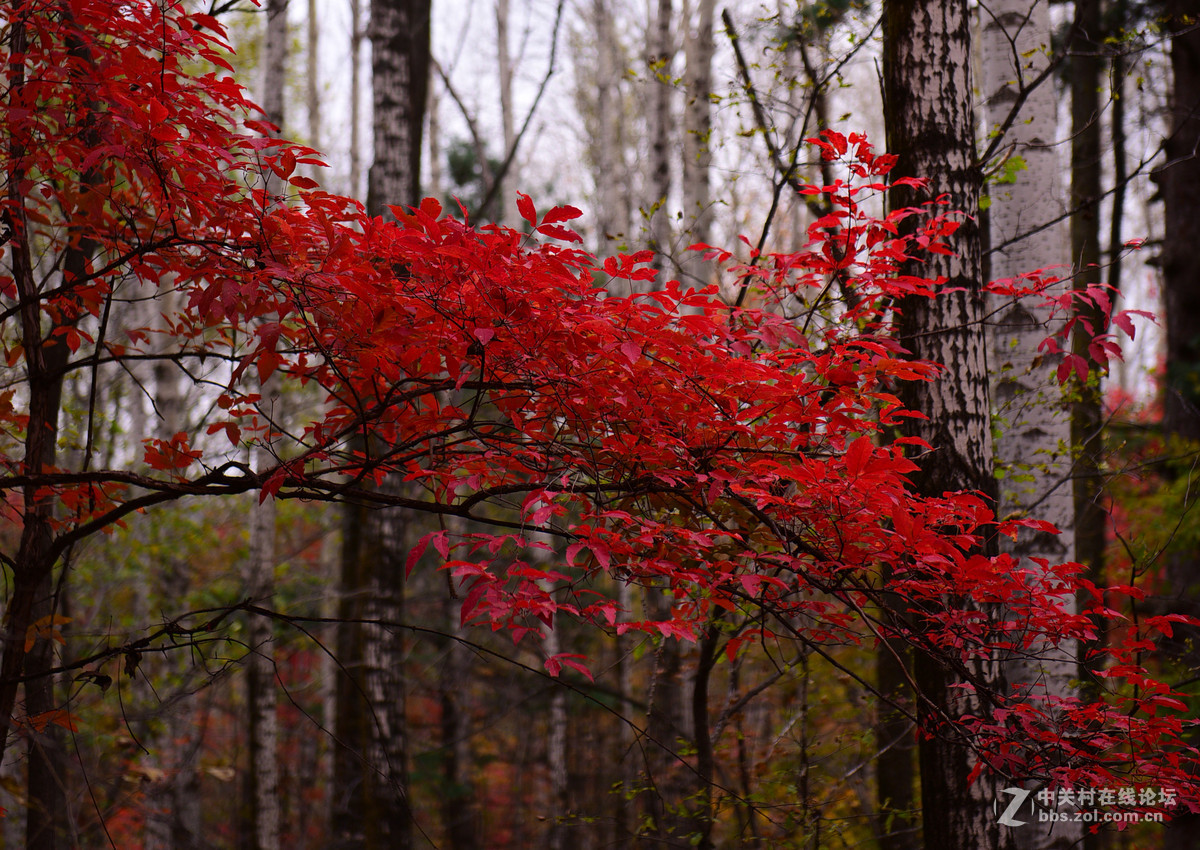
[1, 0, 1196, 810]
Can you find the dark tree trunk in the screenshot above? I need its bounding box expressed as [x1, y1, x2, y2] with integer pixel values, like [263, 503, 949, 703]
[332, 3, 431, 846]
[1158, 0, 1200, 443]
[332, 494, 414, 850]
[1070, 0, 1107, 607]
[875, 591, 918, 850]
[366, 0, 431, 218]
[883, 2, 1005, 848]
[1156, 6, 1200, 849]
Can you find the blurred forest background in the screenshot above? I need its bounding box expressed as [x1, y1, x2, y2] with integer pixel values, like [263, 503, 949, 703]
[2, 0, 1199, 848]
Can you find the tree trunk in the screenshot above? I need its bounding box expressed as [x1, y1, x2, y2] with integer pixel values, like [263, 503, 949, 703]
[262, 0, 287, 133]
[1156, 6, 1200, 849]
[366, 0, 431, 218]
[305, 0, 320, 182]
[637, 592, 708, 848]
[332, 496, 413, 850]
[1158, 0, 1200, 442]
[495, 0, 516, 225]
[981, 3, 1079, 847]
[438, 587, 479, 850]
[875, 588, 918, 850]
[679, 0, 714, 290]
[350, 0, 364, 198]
[2, 15, 98, 844]
[542, 584, 569, 850]
[883, 2, 1005, 848]
[1070, 0, 1108, 621]
[332, 5, 430, 844]
[243, 5, 287, 845]
[582, 0, 633, 258]
[644, 0, 674, 279]
[245, 470, 280, 850]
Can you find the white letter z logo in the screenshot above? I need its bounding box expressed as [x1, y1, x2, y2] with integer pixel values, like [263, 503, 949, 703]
[996, 787, 1031, 827]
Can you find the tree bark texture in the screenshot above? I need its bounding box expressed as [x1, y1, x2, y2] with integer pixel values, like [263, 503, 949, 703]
[438, 588, 480, 850]
[495, 0, 516, 225]
[243, 4, 287, 844]
[332, 495, 413, 850]
[1159, 0, 1200, 441]
[1157, 5, 1200, 848]
[636, 591, 708, 848]
[330, 2, 431, 843]
[367, 0, 432, 217]
[3, 11, 109, 842]
[644, 0, 674, 278]
[679, 0, 714, 290]
[307, 0, 320, 155]
[262, 0, 288, 134]
[883, 2, 1005, 848]
[884, 0, 993, 501]
[981, 3, 1079, 848]
[1070, 0, 1107, 606]
[581, 0, 634, 258]
[245, 452, 280, 850]
[350, 0, 364, 198]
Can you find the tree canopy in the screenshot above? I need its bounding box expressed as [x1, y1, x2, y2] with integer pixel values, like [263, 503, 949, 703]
[0, 0, 1196, 844]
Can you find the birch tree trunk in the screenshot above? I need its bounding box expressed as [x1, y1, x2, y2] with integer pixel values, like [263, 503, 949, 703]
[679, 0, 714, 290]
[333, 496, 413, 850]
[241, 6, 287, 844]
[883, 2, 1006, 848]
[981, 4, 1078, 847]
[495, 0, 516, 225]
[142, 287, 205, 850]
[644, 0, 674, 279]
[245, 454, 280, 850]
[581, 0, 633, 258]
[263, 0, 288, 135]
[306, 0, 320, 181]
[349, 0, 364, 198]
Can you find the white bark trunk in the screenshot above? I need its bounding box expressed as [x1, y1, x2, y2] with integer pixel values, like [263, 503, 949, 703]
[350, 0, 364, 198]
[428, 72, 443, 199]
[306, 0, 320, 182]
[262, 0, 288, 136]
[496, 0, 516, 224]
[679, 0, 714, 290]
[246, 449, 280, 850]
[245, 5, 287, 842]
[581, 0, 633, 258]
[142, 287, 207, 850]
[981, 4, 1079, 848]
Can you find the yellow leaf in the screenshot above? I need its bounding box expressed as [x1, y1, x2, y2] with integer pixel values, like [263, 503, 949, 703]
[24, 614, 72, 652]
